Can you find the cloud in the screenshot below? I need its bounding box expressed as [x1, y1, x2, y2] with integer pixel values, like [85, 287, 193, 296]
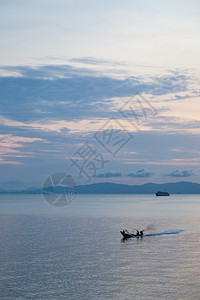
[163, 169, 195, 177]
[124, 158, 200, 166]
[94, 169, 155, 178]
[0, 115, 155, 135]
[0, 61, 199, 187]
[0, 134, 46, 164]
[93, 171, 122, 178]
[0, 158, 22, 165]
[69, 57, 113, 66]
[1, 63, 196, 153]
[127, 169, 154, 178]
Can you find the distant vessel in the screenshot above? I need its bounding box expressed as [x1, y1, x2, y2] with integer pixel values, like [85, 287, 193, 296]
[156, 191, 170, 196]
[120, 230, 144, 239]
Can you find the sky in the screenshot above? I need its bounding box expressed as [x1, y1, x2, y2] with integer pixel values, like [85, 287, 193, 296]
[0, 0, 200, 190]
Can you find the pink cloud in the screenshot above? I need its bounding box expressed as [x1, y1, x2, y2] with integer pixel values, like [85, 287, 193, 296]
[0, 134, 45, 164]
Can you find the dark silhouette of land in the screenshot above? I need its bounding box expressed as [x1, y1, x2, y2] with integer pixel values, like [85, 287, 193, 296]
[1, 181, 200, 194]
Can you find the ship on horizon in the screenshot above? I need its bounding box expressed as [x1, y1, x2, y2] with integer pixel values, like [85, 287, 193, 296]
[156, 191, 170, 196]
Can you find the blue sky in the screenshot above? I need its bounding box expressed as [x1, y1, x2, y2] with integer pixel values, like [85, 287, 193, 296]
[0, 0, 200, 189]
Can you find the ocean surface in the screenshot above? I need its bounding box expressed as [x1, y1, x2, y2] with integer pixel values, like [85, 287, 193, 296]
[1, 194, 200, 300]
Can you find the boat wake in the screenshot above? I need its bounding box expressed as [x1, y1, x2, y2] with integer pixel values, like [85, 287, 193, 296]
[143, 229, 184, 237]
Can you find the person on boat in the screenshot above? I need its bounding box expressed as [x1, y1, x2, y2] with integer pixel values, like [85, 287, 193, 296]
[140, 230, 144, 236]
[136, 230, 140, 236]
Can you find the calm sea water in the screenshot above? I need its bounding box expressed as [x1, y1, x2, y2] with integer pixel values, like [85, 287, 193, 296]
[1, 194, 200, 300]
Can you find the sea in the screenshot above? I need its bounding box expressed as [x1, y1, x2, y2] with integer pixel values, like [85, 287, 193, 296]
[0, 193, 200, 300]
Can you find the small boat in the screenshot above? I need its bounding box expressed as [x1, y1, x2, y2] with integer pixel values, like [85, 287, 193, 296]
[120, 230, 143, 238]
[156, 191, 170, 196]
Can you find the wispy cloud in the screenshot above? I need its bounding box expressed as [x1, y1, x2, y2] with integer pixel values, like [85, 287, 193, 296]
[0, 61, 199, 185]
[93, 171, 122, 178]
[0, 134, 45, 164]
[0, 115, 155, 135]
[127, 169, 154, 178]
[163, 169, 195, 177]
[124, 158, 200, 166]
[0, 158, 22, 165]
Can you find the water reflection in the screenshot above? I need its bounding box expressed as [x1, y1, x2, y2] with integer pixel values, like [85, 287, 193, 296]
[0, 194, 199, 300]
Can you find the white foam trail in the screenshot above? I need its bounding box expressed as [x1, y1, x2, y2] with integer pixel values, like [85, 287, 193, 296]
[145, 230, 184, 237]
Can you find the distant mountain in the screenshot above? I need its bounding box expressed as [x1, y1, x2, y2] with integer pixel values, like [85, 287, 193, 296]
[77, 182, 200, 194]
[1, 181, 200, 194]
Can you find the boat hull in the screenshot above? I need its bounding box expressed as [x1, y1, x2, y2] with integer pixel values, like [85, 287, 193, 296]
[156, 191, 170, 196]
[120, 231, 143, 238]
